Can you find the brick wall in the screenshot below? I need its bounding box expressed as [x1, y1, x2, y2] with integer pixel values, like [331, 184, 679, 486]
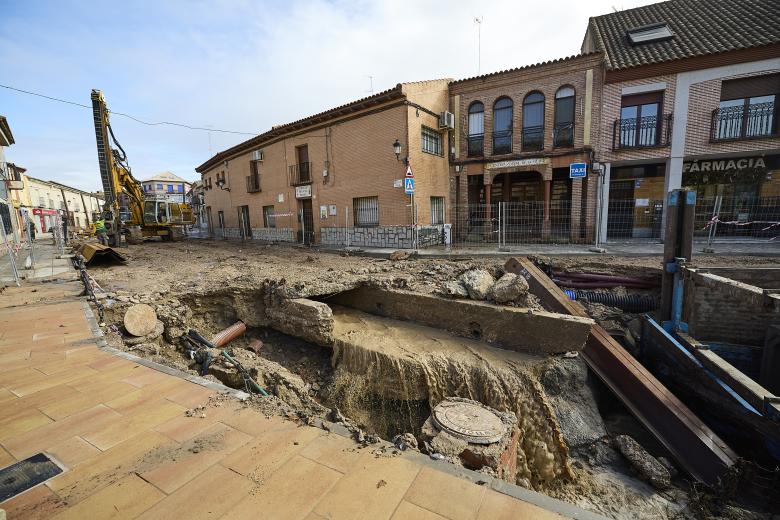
[201, 80, 450, 245]
[685, 270, 780, 345]
[599, 74, 678, 164]
[685, 69, 780, 157]
[450, 54, 604, 159]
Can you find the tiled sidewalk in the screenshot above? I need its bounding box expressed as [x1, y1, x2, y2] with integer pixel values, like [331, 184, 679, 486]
[0, 281, 596, 520]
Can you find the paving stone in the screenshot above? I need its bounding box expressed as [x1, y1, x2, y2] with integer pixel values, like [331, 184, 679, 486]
[50, 474, 164, 520]
[46, 436, 101, 468]
[404, 466, 486, 520]
[313, 451, 421, 520]
[391, 501, 449, 520]
[299, 431, 363, 474]
[476, 489, 566, 520]
[137, 463, 253, 520]
[81, 399, 186, 451]
[222, 455, 341, 520]
[220, 424, 322, 478]
[0, 481, 68, 519]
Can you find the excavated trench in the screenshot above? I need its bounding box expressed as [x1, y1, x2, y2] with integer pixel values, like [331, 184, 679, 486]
[110, 283, 599, 490]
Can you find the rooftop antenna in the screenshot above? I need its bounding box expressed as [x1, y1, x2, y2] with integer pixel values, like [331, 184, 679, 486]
[474, 16, 483, 75]
[366, 75, 374, 95]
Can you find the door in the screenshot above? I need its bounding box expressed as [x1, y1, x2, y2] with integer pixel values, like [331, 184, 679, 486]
[607, 180, 635, 239]
[206, 207, 213, 235]
[296, 145, 310, 183]
[238, 205, 251, 239]
[298, 199, 314, 244]
[217, 211, 225, 237]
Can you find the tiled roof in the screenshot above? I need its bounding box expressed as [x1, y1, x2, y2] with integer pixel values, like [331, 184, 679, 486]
[143, 171, 190, 183]
[195, 84, 405, 173]
[450, 54, 601, 86]
[588, 0, 780, 71]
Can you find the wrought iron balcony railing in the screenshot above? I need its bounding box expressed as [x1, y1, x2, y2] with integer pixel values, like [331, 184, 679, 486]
[522, 126, 544, 152]
[612, 113, 672, 150]
[467, 134, 484, 157]
[289, 162, 312, 186]
[711, 101, 777, 141]
[553, 122, 574, 148]
[492, 130, 512, 155]
[246, 173, 261, 193]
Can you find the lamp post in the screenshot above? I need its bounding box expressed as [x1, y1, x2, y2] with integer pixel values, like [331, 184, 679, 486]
[216, 178, 230, 192]
[392, 139, 408, 166]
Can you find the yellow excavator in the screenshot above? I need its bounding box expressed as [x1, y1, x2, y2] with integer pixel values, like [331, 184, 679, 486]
[90, 89, 193, 247]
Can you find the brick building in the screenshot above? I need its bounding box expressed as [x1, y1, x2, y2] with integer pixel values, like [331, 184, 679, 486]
[196, 80, 451, 248]
[142, 171, 191, 204]
[448, 53, 604, 244]
[583, 0, 780, 242]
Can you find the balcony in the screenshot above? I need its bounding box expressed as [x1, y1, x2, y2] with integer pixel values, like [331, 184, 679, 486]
[467, 134, 484, 157]
[553, 122, 574, 148]
[492, 130, 512, 155]
[612, 114, 672, 150]
[289, 162, 312, 186]
[711, 101, 777, 142]
[522, 126, 544, 152]
[246, 173, 261, 193]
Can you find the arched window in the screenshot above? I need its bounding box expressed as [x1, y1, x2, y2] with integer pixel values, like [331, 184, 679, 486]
[554, 87, 575, 147]
[522, 92, 545, 151]
[467, 102, 484, 156]
[492, 97, 513, 155]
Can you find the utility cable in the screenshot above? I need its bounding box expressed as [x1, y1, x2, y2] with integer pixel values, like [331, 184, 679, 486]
[0, 83, 258, 136]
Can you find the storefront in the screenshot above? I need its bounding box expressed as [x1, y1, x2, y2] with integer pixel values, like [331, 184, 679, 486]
[32, 207, 59, 234]
[607, 163, 666, 240]
[683, 154, 780, 239]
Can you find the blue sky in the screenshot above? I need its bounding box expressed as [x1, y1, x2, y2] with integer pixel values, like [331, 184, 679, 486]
[0, 0, 655, 192]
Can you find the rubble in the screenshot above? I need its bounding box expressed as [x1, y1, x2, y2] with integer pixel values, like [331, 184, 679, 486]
[459, 269, 494, 300]
[488, 272, 529, 303]
[613, 434, 671, 490]
[123, 304, 157, 337]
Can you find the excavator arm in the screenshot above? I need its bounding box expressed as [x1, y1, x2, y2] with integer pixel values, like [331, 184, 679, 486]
[91, 89, 193, 246]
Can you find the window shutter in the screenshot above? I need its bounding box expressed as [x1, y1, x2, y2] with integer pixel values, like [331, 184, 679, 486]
[721, 74, 780, 101]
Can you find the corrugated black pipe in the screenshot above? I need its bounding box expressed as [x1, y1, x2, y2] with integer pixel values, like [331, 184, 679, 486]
[565, 290, 658, 313]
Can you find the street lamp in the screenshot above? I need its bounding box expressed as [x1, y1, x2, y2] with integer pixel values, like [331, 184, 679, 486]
[392, 139, 408, 166]
[216, 178, 230, 192]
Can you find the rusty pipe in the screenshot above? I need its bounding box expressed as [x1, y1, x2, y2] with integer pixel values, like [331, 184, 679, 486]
[211, 320, 247, 348]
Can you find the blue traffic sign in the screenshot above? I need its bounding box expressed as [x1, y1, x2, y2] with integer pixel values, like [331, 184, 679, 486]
[569, 162, 587, 178]
[404, 177, 415, 194]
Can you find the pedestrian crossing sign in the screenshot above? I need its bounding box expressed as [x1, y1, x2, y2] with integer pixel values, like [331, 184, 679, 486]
[404, 177, 415, 194]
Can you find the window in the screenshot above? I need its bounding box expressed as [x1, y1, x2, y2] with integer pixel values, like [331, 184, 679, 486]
[522, 92, 545, 151]
[492, 97, 513, 155]
[626, 23, 674, 45]
[430, 197, 445, 225]
[353, 196, 379, 227]
[38, 196, 45, 207]
[217, 210, 225, 229]
[421, 126, 442, 155]
[714, 75, 779, 140]
[263, 205, 276, 228]
[467, 102, 485, 156]
[157, 183, 162, 190]
[554, 87, 575, 147]
[167, 184, 174, 193]
[177, 185, 183, 193]
[248, 161, 262, 192]
[619, 92, 662, 147]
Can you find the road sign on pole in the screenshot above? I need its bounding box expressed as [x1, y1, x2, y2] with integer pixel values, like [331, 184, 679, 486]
[404, 178, 415, 195]
[569, 162, 587, 178]
[405, 165, 414, 178]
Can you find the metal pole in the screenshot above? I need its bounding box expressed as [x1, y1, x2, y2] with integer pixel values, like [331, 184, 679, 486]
[299, 209, 305, 244]
[1, 212, 20, 286]
[345, 207, 350, 248]
[707, 195, 722, 248]
[26, 213, 35, 269]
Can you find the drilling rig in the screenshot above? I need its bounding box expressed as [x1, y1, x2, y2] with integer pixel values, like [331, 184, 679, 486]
[91, 89, 193, 247]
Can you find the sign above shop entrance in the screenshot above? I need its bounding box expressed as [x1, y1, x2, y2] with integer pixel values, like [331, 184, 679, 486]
[484, 158, 549, 170]
[683, 157, 767, 173]
[295, 185, 312, 199]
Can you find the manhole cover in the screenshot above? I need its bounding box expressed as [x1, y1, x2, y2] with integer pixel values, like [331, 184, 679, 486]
[431, 399, 505, 444]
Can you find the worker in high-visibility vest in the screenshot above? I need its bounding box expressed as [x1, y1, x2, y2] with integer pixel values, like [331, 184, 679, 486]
[94, 218, 108, 245]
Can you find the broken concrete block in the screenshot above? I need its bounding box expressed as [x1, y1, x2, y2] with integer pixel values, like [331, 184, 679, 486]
[614, 434, 671, 490]
[389, 250, 412, 261]
[124, 320, 164, 345]
[489, 273, 529, 303]
[123, 304, 158, 337]
[440, 281, 469, 299]
[459, 269, 494, 300]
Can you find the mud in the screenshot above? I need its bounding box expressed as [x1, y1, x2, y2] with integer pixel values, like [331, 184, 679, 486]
[83, 240, 780, 520]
